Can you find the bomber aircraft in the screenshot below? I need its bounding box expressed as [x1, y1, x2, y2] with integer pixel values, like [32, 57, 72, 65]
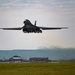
[0, 19, 68, 33]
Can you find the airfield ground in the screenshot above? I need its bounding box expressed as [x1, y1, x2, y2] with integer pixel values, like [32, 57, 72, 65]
[0, 62, 75, 75]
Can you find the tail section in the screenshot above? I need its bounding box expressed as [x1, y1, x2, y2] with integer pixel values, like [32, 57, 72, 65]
[34, 21, 37, 26]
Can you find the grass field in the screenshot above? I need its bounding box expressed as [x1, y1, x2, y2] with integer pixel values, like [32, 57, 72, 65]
[0, 62, 75, 75]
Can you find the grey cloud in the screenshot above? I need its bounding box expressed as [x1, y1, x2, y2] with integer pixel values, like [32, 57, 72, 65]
[0, 0, 75, 11]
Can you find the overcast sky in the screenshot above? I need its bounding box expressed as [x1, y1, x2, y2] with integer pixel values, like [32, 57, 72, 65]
[0, 0, 75, 50]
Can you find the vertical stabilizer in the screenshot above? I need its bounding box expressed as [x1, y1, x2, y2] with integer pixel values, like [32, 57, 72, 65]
[34, 21, 37, 26]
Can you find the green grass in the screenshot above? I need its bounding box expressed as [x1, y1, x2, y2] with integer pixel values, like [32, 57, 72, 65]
[0, 62, 75, 75]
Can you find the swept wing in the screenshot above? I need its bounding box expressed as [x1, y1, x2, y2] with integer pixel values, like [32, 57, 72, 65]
[39, 27, 68, 30]
[0, 27, 22, 30]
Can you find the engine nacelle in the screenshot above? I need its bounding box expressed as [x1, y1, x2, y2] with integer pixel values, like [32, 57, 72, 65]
[22, 26, 42, 33]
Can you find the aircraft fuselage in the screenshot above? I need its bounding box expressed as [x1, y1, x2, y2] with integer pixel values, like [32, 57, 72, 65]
[22, 19, 42, 33]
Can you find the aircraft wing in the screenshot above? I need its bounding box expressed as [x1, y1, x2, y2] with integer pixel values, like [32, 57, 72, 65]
[39, 27, 68, 30]
[0, 27, 22, 30]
